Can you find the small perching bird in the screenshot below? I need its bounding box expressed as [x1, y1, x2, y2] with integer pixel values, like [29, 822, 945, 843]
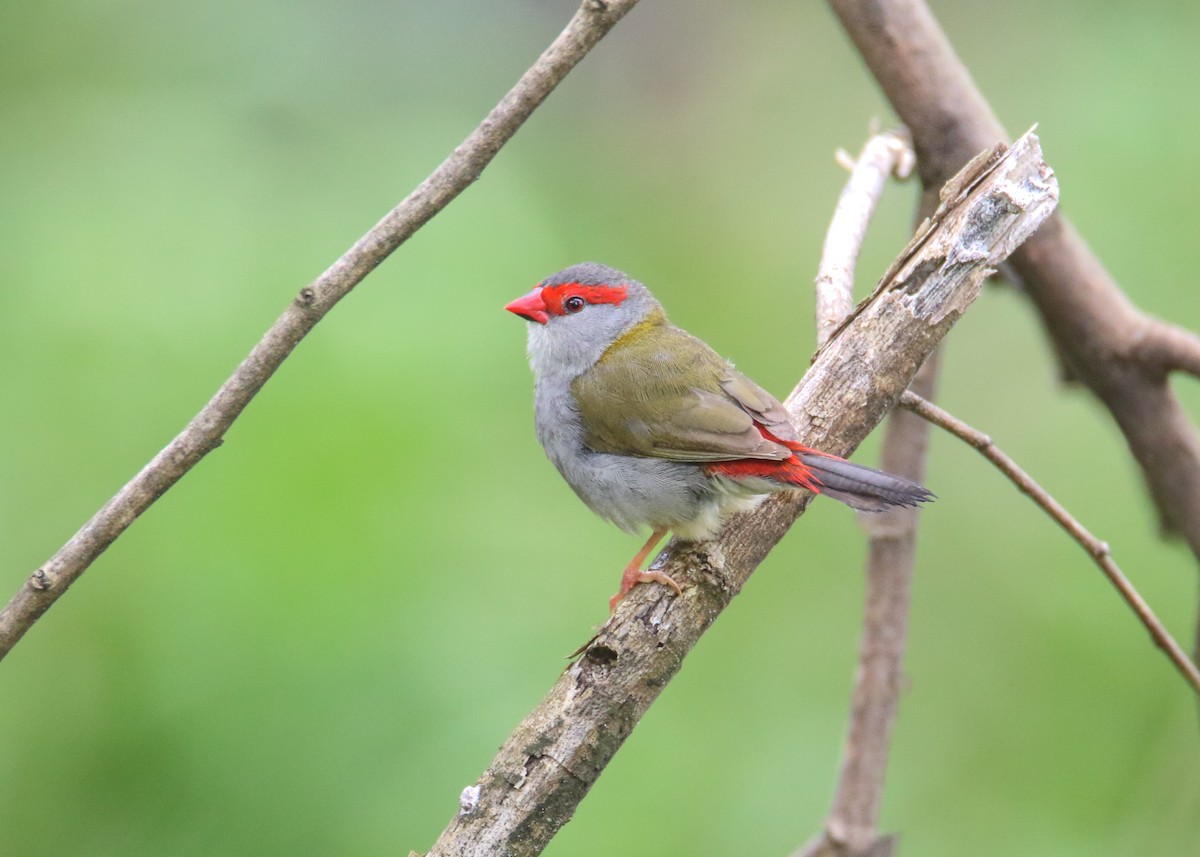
[507, 263, 933, 610]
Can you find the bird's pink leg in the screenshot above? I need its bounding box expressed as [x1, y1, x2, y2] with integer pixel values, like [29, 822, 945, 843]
[609, 527, 681, 611]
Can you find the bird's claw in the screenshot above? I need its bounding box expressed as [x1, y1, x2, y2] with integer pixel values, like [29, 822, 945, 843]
[608, 570, 683, 612]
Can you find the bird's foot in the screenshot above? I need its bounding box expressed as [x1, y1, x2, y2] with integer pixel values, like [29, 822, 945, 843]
[609, 569, 683, 612]
[607, 526, 676, 611]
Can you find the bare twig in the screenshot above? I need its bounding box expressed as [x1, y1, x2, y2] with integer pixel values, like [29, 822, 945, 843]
[801, 126, 921, 854]
[0, 0, 643, 661]
[803, 360, 938, 857]
[815, 128, 914, 347]
[900, 391, 1200, 697]
[425, 133, 1056, 857]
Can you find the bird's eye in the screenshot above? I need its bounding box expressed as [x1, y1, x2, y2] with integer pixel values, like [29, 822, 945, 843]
[563, 296, 586, 314]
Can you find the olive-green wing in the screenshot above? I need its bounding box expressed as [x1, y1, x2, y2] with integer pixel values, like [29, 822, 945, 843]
[716, 370, 799, 444]
[570, 323, 794, 462]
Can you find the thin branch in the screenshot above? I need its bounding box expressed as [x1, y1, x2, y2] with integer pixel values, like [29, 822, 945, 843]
[424, 133, 1057, 857]
[0, 0, 643, 661]
[815, 128, 914, 347]
[900, 391, 1200, 697]
[801, 128, 928, 857]
[808, 362, 938, 857]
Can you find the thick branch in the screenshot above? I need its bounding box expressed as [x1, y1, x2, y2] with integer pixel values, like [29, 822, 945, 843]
[828, 0, 1200, 564]
[425, 133, 1057, 857]
[0, 0, 642, 661]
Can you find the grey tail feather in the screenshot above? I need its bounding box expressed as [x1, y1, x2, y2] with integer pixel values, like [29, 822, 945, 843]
[800, 452, 935, 513]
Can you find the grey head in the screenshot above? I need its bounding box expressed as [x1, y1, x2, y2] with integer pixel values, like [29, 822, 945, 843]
[506, 262, 664, 381]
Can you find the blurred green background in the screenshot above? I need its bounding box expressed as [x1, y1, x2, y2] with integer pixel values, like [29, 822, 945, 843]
[2, 1, 1198, 854]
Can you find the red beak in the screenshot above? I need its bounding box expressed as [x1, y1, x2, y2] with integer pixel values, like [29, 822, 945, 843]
[505, 288, 549, 324]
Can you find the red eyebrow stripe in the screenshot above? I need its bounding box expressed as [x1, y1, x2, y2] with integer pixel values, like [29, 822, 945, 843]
[539, 283, 629, 316]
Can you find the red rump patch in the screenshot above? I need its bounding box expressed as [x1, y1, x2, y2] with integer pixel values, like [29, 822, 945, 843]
[706, 424, 825, 493]
[540, 283, 629, 316]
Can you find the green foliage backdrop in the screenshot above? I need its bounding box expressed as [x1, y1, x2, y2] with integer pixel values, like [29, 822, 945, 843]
[1, 1, 1198, 854]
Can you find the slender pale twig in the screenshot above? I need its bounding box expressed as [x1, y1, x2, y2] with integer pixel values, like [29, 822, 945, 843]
[815, 128, 914, 347]
[900, 391, 1200, 696]
[0, 0, 643, 661]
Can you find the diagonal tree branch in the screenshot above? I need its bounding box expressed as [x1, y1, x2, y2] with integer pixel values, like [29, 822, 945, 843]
[424, 131, 1057, 857]
[0, 0, 643, 662]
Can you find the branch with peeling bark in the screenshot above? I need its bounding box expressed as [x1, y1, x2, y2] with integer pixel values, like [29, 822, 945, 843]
[422, 132, 1056, 857]
[0, 0, 643, 661]
[828, 0, 1200, 657]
